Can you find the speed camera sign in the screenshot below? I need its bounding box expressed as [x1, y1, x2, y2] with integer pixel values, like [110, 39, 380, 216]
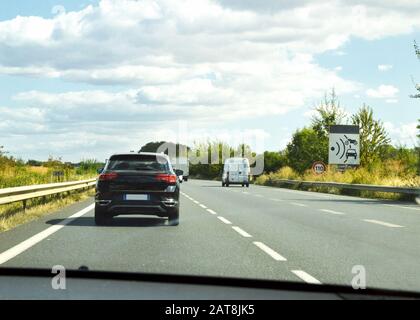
[328, 125, 360, 165]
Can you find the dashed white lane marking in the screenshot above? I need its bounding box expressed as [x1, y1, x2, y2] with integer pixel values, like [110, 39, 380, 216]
[242, 191, 249, 194]
[232, 226, 252, 238]
[199, 204, 207, 209]
[363, 219, 404, 228]
[384, 204, 420, 212]
[217, 216, 232, 225]
[319, 209, 345, 215]
[193, 200, 199, 204]
[253, 242, 287, 261]
[292, 270, 322, 285]
[206, 209, 217, 215]
[0, 204, 94, 265]
[290, 202, 307, 207]
[254, 194, 263, 198]
[270, 198, 283, 202]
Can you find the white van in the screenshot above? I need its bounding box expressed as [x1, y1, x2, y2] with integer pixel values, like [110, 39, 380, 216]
[222, 158, 250, 187]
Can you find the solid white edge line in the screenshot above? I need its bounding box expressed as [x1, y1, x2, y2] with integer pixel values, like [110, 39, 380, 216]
[217, 216, 232, 225]
[232, 226, 252, 238]
[292, 270, 322, 284]
[363, 219, 404, 228]
[0, 204, 94, 265]
[253, 241, 287, 261]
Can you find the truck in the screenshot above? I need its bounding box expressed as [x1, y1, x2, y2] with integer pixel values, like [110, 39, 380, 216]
[170, 157, 189, 182]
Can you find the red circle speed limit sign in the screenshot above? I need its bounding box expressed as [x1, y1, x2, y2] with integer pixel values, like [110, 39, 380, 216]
[312, 161, 326, 174]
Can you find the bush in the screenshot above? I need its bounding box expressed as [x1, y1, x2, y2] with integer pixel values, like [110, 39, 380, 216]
[0, 155, 99, 188]
[255, 161, 420, 200]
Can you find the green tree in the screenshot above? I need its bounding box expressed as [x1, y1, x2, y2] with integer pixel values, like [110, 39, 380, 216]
[417, 119, 420, 138]
[311, 89, 347, 137]
[416, 120, 420, 174]
[139, 141, 190, 157]
[411, 41, 420, 99]
[76, 159, 104, 175]
[351, 105, 390, 166]
[260, 151, 288, 173]
[26, 159, 43, 167]
[286, 127, 328, 174]
[286, 89, 346, 172]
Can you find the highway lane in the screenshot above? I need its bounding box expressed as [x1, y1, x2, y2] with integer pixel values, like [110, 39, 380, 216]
[182, 180, 420, 291]
[0, 179, 419, 292]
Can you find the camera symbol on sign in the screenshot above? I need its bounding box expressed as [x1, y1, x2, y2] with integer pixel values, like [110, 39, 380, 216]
[330, 136, 358, 163]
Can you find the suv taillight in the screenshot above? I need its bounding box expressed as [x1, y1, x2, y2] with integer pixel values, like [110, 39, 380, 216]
[99, 172, 118, 181]
[155, 174, 177, 185]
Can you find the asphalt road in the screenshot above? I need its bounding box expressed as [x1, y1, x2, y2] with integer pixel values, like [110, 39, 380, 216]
[1, 179, 420, 292]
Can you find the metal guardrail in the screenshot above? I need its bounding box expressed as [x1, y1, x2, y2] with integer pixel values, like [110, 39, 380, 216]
[0, 179, 96, 207]
[270, 179, 420, 196]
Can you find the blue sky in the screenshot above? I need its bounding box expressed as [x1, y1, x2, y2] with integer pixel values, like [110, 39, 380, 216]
[0, 0, 419, 161]
[0, 1, 99, 20]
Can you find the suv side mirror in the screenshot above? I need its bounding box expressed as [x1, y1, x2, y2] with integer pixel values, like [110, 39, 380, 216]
[97, 168, 104, 174]
[175, 169, 184, 176]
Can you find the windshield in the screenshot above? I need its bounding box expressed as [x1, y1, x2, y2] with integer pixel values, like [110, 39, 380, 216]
[107, 155, 170, 172]
[0, 0, 420, 298]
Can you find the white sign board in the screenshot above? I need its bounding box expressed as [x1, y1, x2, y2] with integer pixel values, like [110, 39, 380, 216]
[328, 125, 360, 165]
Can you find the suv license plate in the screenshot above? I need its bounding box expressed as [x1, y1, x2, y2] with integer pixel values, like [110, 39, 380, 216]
[124, 194, 149, 201]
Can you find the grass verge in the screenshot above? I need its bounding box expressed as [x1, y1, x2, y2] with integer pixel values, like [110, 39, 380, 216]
[255, 166, 419, 201]
[0, 188, 95, 233]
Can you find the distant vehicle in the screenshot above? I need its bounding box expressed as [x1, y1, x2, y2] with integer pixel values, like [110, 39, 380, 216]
[346, 149, 357, 160]
[222, 158, 250, 187]
[170, 156, 189, 182]
[95, 153, 181, 226]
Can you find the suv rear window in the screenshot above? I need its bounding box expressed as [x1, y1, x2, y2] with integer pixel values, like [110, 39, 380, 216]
[106, 155, 170, 172]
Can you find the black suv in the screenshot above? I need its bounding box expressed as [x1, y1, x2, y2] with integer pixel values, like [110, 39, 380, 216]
[95, 153, 181, 226]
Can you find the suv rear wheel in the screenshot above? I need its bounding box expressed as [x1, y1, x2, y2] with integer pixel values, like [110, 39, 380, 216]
[168, 207, 179, 226]
[94, 206, 111, 226]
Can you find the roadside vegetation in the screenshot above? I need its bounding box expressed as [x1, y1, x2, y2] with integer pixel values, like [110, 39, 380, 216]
[0, 150, 102, 232]
[253, 89, 419, 200]
[0, 148, 102, 188]
[0, 188, 95, 233]
[140, 88, 419, 200]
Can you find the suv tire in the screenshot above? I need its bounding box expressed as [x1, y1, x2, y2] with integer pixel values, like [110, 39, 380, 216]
[168, 207, 179, 226]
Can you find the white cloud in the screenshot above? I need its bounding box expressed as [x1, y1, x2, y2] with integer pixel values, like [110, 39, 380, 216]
[385, 98, 398, 104]
[384, 122, 418, 146]
[1, 0, 420, 160]
[378, 64, 393, 71]
[366, 85, 399, 99]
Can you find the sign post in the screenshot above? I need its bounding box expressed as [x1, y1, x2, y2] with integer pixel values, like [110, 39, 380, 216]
[328, 125, 360, 167]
